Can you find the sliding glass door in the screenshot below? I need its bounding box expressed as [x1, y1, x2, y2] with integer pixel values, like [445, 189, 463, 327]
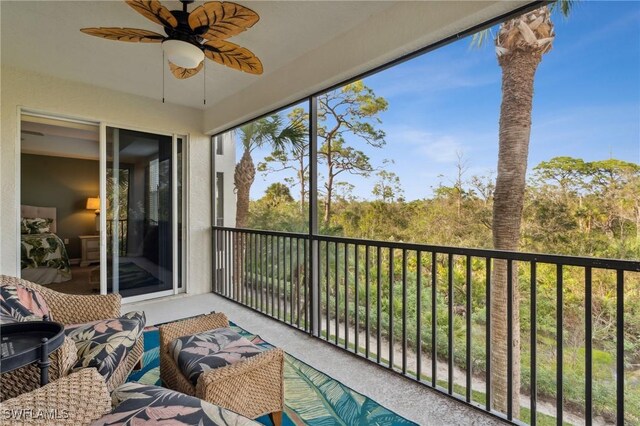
[104, 126, 181, 299]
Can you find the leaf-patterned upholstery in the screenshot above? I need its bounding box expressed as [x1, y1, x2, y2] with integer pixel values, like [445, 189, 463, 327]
[93, 382, 260, 426]
[170, 327, 263, 386]
[0, 275, 143, 394]
[0, 284, 51, 323]
[65, 311, 146, 383]
[159, 313, 284, 423]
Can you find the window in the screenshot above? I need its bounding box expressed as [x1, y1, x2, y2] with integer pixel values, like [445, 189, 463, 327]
[215, 172, 224, 226]
[215, 135, 223, 155]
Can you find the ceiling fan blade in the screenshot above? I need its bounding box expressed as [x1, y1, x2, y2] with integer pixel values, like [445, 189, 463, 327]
[80, 27, 165, 43]
[188, 1, 259, 40]
[169, 61, 204, 79]
[204, 40, 263, 74]
[125, 0, 177, 29]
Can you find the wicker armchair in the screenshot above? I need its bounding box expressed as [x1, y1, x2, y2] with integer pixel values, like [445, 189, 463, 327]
[0, 368, 111, 425]
[0, 275, 144, 399]
[159, 313, 284, 425]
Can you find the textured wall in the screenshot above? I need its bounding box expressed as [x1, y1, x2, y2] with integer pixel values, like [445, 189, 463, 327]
[1, 66, 213, 296]
[21, 154, 100, 259]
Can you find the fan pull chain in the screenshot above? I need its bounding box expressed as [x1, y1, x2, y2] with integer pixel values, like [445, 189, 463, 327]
[162, 50, 165, 104]
[203, 61, 206, 106]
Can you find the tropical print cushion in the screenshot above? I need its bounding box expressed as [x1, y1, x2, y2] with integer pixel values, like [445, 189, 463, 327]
[21, 217, 53, 234]
[93, 382, 259, 426]
[170, 327, 263, 386]
[0, 284, 50, 324]
[65, 311, 145, 382]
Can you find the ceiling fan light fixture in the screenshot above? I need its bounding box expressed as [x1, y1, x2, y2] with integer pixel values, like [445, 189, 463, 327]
[81, 1, 263, 79]
[162, 39, 204, 69]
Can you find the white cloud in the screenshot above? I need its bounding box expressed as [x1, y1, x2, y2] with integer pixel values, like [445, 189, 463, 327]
[369, 53, 499, 99]
[418, 135, 465, 163]
[386, 127, 466, 163]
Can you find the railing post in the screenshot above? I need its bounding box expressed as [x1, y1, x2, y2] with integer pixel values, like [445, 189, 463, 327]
[616, 269, 624, 425]
[309, 95, 320, 337]
[211, 135, 217, 294]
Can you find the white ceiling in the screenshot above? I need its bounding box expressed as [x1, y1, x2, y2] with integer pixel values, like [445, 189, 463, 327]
[1, 1, 394, 109]
[21, 120, 99, 160]
[20, 118, 165, 163]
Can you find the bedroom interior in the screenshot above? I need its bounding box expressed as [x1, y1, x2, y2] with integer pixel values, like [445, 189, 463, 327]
[20, 114, 100, 294]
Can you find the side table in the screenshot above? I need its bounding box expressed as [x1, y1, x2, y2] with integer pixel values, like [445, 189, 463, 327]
[0, 320, 65, 386]
[79, 235, 100, 267]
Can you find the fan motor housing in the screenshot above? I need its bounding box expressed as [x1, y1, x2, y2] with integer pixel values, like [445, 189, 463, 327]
[165, 10, 207, 44]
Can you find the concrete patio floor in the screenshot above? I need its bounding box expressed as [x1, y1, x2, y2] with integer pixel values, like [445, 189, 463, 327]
[123, 292, 504, 426]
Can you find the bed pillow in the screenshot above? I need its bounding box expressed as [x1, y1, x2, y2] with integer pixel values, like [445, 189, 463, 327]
[21, 217, 53, 234]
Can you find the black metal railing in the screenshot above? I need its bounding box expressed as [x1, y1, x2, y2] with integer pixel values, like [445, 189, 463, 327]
[106, 219, 128, 256]
[214, 227, 310, 331]
[213, 226, 640, 425]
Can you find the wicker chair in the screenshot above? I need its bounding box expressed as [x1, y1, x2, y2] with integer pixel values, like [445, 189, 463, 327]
[0, 275, 144, 400]
[159, 313, 284, 425]
[0, 368, 111, 425]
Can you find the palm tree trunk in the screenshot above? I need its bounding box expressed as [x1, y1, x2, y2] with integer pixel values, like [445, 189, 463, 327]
[298, 157, 306, 213]
[234, 148, 256, 295]
[491, 45, 543, 416]
[235, 149, 255, 228]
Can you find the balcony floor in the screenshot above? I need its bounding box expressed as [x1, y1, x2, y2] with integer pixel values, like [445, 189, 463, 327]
[123, 292, 504, 426]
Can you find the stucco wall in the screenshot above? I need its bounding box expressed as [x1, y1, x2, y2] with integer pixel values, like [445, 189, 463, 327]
[0, 66, 213, 295]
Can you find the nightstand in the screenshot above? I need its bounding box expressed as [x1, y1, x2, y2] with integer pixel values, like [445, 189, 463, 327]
[79, 235, 100, 267]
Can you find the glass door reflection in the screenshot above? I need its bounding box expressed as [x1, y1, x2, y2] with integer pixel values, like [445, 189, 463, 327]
[106, 127, 175, 298]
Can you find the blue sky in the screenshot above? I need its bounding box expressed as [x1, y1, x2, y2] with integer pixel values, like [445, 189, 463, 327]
[248, 1, 640, 201]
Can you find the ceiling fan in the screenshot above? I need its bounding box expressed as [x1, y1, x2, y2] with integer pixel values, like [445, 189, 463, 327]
[81, 0, 262, 79]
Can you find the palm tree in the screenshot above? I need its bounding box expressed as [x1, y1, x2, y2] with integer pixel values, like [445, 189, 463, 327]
[474, 1, 573, 416]
[234, 115, 306, 228]
[233, 114, 306, 300]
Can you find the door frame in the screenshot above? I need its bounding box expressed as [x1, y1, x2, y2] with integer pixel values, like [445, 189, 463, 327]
[100, 122, 186, 303]
[17, 107, 188, 303]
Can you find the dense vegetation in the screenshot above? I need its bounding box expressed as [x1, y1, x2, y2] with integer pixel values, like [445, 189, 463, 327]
[250, 156, 639, 258]
[244, 156, 640, 423]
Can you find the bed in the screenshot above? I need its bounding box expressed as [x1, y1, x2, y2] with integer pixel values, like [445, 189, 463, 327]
[20, 205, 72, 284]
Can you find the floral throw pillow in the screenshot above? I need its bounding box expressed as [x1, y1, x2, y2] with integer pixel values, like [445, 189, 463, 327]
[92, 382, 259, 425]
[65, 311, 145, 382]
[170, 327, 263, 386]
[21, 217, 53, 234]
[0, 284, 51, 324]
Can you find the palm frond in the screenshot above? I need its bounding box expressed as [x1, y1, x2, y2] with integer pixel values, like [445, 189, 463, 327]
[470, 28, 494, 49]
[550, 0, 576, 18]
[241, 113, 308, 153]
[277, 117, 308, 150]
